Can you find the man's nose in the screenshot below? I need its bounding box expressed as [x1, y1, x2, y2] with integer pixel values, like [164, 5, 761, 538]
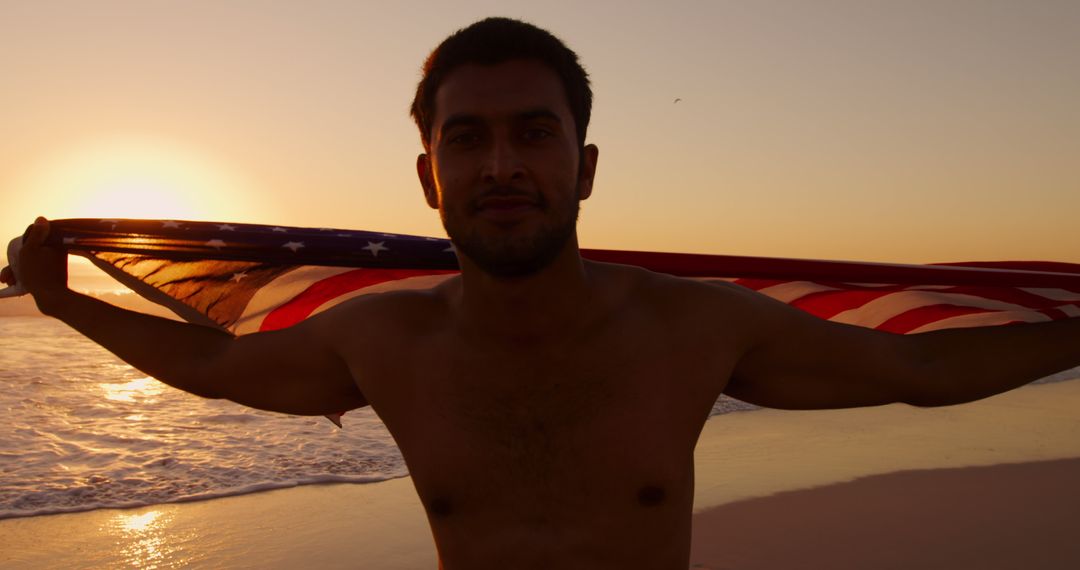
[481, 139, 525, 184]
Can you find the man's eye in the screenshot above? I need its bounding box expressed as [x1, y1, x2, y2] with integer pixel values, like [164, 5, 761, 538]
[523, 128, 552, 142]
[447, 132, 480, 146]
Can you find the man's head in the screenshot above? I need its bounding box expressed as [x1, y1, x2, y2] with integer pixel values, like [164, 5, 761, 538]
[412, 18, 599, 279]
[410, 17, 593, 153]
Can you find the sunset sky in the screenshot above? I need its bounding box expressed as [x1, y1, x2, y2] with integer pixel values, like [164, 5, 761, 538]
[2, 0, 1078, 281]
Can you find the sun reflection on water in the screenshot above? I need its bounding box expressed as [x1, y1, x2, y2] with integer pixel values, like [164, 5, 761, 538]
[107, 509, 176, 568]
[98, 508, 206, 569]
[100, 377, 165, 403]
[121, 510, 162, 532]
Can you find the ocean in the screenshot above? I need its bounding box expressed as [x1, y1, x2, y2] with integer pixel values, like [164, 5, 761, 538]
[0, 315, 765, 520]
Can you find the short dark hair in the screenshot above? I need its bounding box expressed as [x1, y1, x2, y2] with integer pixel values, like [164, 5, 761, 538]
[410, 17, 593, 151]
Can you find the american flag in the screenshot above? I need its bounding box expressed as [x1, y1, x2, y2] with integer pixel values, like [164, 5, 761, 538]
[22, 218, 1080, 338]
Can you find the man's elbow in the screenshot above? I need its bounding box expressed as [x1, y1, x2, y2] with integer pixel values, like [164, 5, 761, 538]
[152, 368, 228, 401]
[889, 336, 963, 407]
[168, 339, 237, 401]
[901, 392, 965, 408]
[896, 370, 982, 408]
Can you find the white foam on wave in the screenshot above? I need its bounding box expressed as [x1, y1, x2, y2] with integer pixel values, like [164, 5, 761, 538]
[0, 317, 408, 521]
[0, 473, 407, 520]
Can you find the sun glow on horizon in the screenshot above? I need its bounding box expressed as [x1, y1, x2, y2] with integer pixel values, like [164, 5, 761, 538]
[13, 136, 258, 223]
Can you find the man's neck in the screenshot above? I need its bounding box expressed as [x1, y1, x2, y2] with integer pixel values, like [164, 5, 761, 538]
[456, 241, 594, 342]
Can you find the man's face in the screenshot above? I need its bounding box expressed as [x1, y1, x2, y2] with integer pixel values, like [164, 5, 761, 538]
[418, 59, 597, 278]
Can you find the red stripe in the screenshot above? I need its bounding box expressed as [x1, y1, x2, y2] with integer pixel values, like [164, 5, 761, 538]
[1039, 307, 1069, 321]
[259, 269, 456, 331]
[792, 289, 897, 319]
[798, 284, 1078, 322]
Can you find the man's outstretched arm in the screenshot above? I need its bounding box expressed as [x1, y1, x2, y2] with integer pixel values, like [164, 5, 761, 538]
[716, 280, 1080, 410]
[4, 217, 367, 416]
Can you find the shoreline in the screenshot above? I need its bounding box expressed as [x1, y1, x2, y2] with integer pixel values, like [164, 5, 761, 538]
[3, 380, 1079, 569]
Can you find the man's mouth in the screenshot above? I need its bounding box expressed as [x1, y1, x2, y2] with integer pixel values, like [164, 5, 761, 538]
[476, 196, 538, 211]
[472, 194, 542, 220]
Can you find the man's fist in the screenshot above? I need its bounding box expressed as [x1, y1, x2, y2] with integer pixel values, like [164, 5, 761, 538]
[13, 217, 70, 308]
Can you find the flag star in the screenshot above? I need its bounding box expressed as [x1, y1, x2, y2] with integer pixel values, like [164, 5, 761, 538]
[271, 227, 288, 233]
[443, 243, 457, 253]
[162, 220, 182, 229]
[217, 224, 236, 231]
[363, 241, 388, 257]
[206, 239, 227, 249]
[282, 241, 305, 252]
[230, 271, 248, 282]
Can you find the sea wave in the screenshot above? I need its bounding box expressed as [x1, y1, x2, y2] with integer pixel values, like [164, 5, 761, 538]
[0, 317, 408, 520]
[0, 473, 406, 520]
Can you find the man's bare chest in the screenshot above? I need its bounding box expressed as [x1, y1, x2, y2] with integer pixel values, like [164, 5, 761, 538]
[352, 327, 733, 517]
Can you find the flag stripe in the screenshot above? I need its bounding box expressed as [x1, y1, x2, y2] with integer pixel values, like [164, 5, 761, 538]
[260, 269, 457, 331]
[791, 289, 897, 319]
[233, 267, 352, 335]
[908, 312, 1048, 333]
[879, 304, 994, 334]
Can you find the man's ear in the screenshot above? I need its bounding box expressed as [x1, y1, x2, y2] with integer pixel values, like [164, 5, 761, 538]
[416, 154, 439, 209]
[577, 144, 599, 201]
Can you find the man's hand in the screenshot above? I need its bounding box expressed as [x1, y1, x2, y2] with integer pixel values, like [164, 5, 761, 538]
[6, 217, 69, 313]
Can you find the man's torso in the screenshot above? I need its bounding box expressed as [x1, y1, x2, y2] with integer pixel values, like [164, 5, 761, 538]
[322, 263, 746, 569]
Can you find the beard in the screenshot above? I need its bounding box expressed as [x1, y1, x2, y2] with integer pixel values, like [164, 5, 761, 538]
[441, 186, 580, 279]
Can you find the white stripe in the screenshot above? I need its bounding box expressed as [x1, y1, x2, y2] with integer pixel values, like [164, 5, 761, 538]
[1062, 304, 1080, 318]
[829, 291, 1034, 329]
[695, 278, 839, 303]
[756, 281, 839, 304]
[1020, 287, 1080, 302]
[233, 266, 353, 334]
[908, 310, 1052, 333]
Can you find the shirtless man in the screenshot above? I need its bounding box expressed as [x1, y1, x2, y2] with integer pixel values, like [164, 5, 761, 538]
[5, 17, 1080, 570]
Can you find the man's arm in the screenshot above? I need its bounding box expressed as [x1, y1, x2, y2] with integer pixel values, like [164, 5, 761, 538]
[717, 280, 1080, 409]
[4, 217, 367, 416]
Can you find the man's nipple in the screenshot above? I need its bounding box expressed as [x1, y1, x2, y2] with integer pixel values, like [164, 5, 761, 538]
[427, 496, 454, 517]
[637, 485, 666, 507]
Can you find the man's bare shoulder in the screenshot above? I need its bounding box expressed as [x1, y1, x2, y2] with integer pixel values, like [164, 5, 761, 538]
[303, 274, 461, 340]
[588, 261, 766, 315]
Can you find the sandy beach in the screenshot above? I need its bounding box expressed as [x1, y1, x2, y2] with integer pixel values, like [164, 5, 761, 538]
[689, 458, 1080, 570]
[3, 379, 1079, 569]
